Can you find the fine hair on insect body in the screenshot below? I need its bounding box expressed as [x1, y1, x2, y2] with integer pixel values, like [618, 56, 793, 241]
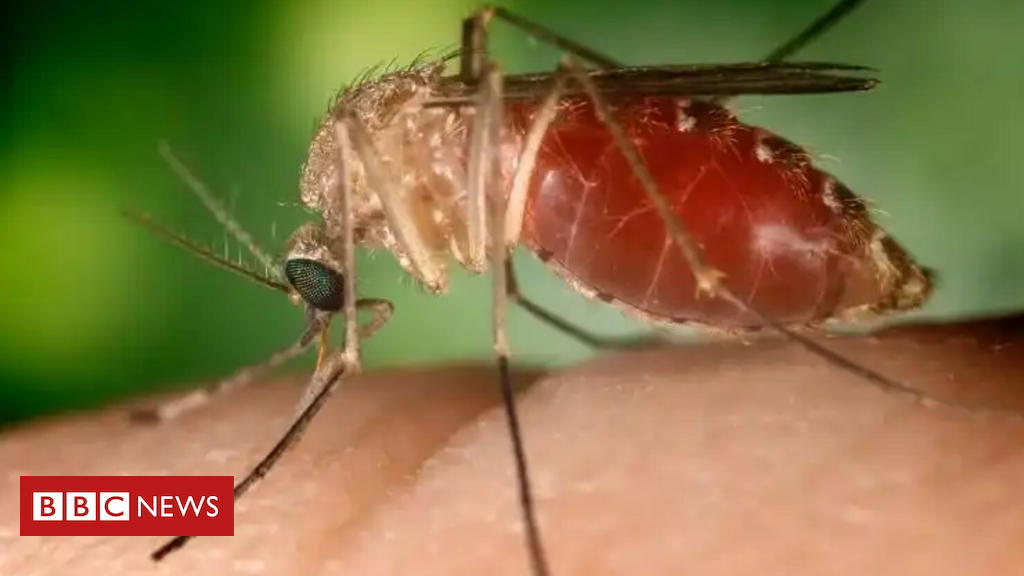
[123, 1, 1002, 574]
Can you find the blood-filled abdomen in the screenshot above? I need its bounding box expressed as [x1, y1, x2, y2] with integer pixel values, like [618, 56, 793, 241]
[511, 97, 931, 328]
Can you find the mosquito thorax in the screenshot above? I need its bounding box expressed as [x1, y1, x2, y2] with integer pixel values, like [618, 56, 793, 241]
[296, 57, 501, 295]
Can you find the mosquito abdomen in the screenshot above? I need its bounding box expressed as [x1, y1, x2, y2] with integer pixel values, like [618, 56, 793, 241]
[513, 97, 931, 329]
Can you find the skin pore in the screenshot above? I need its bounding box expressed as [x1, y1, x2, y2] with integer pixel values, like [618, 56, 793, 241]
[3, 312, 1024, 576]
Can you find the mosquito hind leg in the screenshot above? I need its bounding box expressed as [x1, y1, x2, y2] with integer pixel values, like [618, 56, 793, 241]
[471, 0, 872, 76]
[762, 0, 871, 64]
[505, 258, 661, 351]
[463, 5, 623, 76]
[712, 0, 872, 106]
[462, 9, 552, 576]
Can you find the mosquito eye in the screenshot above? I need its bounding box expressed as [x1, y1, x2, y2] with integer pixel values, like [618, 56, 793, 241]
[284, 258, 345, 312]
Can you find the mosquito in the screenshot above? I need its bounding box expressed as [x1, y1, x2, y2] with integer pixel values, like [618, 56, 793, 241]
[127, 0, 940, 573]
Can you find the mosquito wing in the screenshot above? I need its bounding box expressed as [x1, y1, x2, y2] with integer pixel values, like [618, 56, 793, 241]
[433, 61, 877, 102]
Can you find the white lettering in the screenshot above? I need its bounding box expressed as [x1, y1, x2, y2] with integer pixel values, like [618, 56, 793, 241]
[205, 496, 219, 517]
[99, 492, 130, 521]
[160, 495, 175, 517]
[138, 496, 158, 517]
[175, 495, 206, 516]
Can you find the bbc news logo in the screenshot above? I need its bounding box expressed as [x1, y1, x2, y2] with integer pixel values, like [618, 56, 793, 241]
[20, 476, 233, 536]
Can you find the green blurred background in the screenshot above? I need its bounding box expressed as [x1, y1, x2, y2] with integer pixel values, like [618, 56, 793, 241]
[2, 0, 1022, 425]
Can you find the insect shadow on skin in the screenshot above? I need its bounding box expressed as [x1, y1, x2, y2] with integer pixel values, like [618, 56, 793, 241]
[121, 1, 1018, 574]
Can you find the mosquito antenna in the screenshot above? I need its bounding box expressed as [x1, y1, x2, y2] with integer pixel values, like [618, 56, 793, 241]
[123, 209, 290, 294]
[157, 141, 284, 283]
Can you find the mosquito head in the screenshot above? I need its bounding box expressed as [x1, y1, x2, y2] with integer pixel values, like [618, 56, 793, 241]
[283, 222, 345, 312]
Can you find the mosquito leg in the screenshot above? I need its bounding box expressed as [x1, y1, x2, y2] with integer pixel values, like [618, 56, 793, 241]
[487, 73, 553, 576]
[462, 54, 502, 271]
[152, 98, 377, 562]
[290, 113, 372, 418]
[463, 5, 623, 78]
[460, 10, 555, 576]
[336, 109, 448, 292]
[713, 0, 872, 106]
[490, 60, 661, 352]
[763, 0, 871, 64]
[294, 298, 394, 417]
[351, 298, 395, 339]
[504, 259, 659, 351]
[501, 69, 565, 250]
[469, 0, 871, 76]
[150, 337, 361, 561]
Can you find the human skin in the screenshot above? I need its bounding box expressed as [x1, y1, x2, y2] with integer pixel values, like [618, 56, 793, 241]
[2, 313, 1024, 576]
